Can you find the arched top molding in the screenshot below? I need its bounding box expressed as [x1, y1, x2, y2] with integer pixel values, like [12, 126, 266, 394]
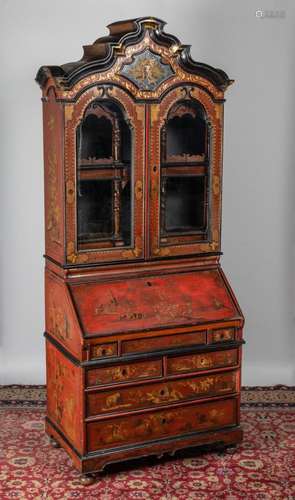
[36, 17, 233, 94]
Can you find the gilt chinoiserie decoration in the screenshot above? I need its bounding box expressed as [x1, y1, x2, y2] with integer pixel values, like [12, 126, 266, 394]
[36, 17, 244, 485]
[120, 49, 174, 90]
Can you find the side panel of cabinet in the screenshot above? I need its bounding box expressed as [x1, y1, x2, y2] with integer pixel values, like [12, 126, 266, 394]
[64, 86, 145, 266]
[43, 88, 65, 263]
[46, 340, 84, 454]
[148, 85, 224, 259]
[45, 269, 82, 358]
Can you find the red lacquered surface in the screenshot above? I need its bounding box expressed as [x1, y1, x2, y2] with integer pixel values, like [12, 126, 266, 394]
[70, 269, 240, 336]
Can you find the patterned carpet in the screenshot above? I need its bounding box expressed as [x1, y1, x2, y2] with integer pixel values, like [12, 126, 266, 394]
[0, 386, 294, 499]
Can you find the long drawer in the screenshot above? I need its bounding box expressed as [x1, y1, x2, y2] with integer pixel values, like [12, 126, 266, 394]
[121, 330, 206, 355]
[86, 370, 238, 416]
[167, 348, 239, 375]
[87, 397, 238, 451]
[86, 359, 162, 387]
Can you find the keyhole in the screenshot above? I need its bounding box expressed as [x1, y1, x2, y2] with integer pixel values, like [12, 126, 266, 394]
[153, 166, 157, 172]
[101, 349, 106, 356]
[162, 418, 166, 425]
[121, 368, 127, 376]
[160, 389, 165, 396]
[147, 281, 152, 287]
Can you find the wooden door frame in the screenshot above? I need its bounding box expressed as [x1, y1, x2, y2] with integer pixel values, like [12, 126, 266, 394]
[148, 84, 224, 259]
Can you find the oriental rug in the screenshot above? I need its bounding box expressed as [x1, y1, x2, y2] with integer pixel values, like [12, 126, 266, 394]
[0, 385, 294, 499]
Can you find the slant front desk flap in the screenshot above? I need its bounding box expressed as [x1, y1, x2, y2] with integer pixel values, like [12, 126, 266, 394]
[70, 269, 242, 336]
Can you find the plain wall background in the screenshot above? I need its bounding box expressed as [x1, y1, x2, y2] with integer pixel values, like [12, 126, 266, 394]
[0, 0, 294, 385]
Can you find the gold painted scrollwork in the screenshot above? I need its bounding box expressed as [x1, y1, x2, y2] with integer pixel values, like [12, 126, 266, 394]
[67, 241, 89, 264]
[47, 148, 61, 244]
[122, 236, 143, 259]
[47, 114, 55, 131]
[49, 302, 70, 342]
[150, 104, 160, 124]
[66, 180, 75, 204]
[135, 180, 143, 200]
[152, 238, 170, 257]
[64, 104, 74, 123]
[212, 175, 220, 196]
[214, 104, 223, 121]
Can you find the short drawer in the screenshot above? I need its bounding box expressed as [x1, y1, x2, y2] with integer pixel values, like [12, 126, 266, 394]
[210, 328, 235, 343]
[87, 397, 237, 451]
[122, 330, 206, 355]
[167, 348, 238, 375]
[90, 342, 117, 360]
[86, 359, 162, 387]
[86, 371, 238, 416]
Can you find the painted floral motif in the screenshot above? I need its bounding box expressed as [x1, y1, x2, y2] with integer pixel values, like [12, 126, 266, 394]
[48, 302, 70, 343]
[47, 148, 61, 244]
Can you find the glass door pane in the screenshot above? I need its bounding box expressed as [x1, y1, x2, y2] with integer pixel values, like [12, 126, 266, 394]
[148, 88, 223, 260]
[76, 99, 132, 251]
[163, 176, 206, 233]
[160, 99, 209, 244]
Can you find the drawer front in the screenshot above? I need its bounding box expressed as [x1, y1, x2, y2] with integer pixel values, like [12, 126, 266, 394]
[211, 328, 235, 343]
[90, 342, 117, 360]
[167, 349, 238, 375]
[122, 331, 206, 355]
[86, 359, 162, 387]
[86, 371, 238, 416]
[87, 397, 237, 451]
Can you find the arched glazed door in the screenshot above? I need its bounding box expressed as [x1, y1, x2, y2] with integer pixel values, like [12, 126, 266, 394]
[64, 86, 145, 265]
[149, 85, 223, 259]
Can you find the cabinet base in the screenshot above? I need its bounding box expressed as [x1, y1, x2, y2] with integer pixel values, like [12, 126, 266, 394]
[79, 474, 96, 486]
[49, 437, 61, 448]
[45, 417, 243, 474]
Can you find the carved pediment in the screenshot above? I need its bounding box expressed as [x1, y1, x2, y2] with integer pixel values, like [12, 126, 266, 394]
[36, 17, 232, 92]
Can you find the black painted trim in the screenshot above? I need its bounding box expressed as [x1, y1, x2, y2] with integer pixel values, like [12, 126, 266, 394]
[47, 411, 241, 464]
[44, 251, 223, 270]
[46, 416, 82, 458]
[44, 332, 80, 366]
[55, 79, 225, 105]
[36, 17, 232, 91]
[44, 331, 245, 369]
[86, 424, 240, 459]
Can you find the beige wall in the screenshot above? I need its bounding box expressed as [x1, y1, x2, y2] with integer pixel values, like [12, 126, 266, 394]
[0, 0, 294, 384]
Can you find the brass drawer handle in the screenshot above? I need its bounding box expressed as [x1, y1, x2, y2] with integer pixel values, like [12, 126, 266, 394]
[92, 344, 116, 358]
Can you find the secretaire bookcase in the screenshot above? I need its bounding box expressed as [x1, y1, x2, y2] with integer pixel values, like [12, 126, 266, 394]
[36, 17, 245, 484]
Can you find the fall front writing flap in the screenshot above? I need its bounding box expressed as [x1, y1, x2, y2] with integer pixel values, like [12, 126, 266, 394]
[70, 269, 242, 336]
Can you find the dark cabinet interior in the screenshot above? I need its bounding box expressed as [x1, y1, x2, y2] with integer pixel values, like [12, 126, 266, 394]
[76, 99, 132, 250]
[163, 176, 206, 233]
[160, 99, 209, 243]
[77, 97, 210, 253]
[165, 100, 207, 160]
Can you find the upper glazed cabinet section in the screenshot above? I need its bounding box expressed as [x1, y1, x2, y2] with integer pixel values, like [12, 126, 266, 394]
[36, 17, 233, 266]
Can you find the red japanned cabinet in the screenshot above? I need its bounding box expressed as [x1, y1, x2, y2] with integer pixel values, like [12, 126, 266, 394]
[36, 17, 244, 484]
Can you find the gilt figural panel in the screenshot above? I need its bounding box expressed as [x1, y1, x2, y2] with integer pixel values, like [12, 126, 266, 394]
[120, 49, 174, 91]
